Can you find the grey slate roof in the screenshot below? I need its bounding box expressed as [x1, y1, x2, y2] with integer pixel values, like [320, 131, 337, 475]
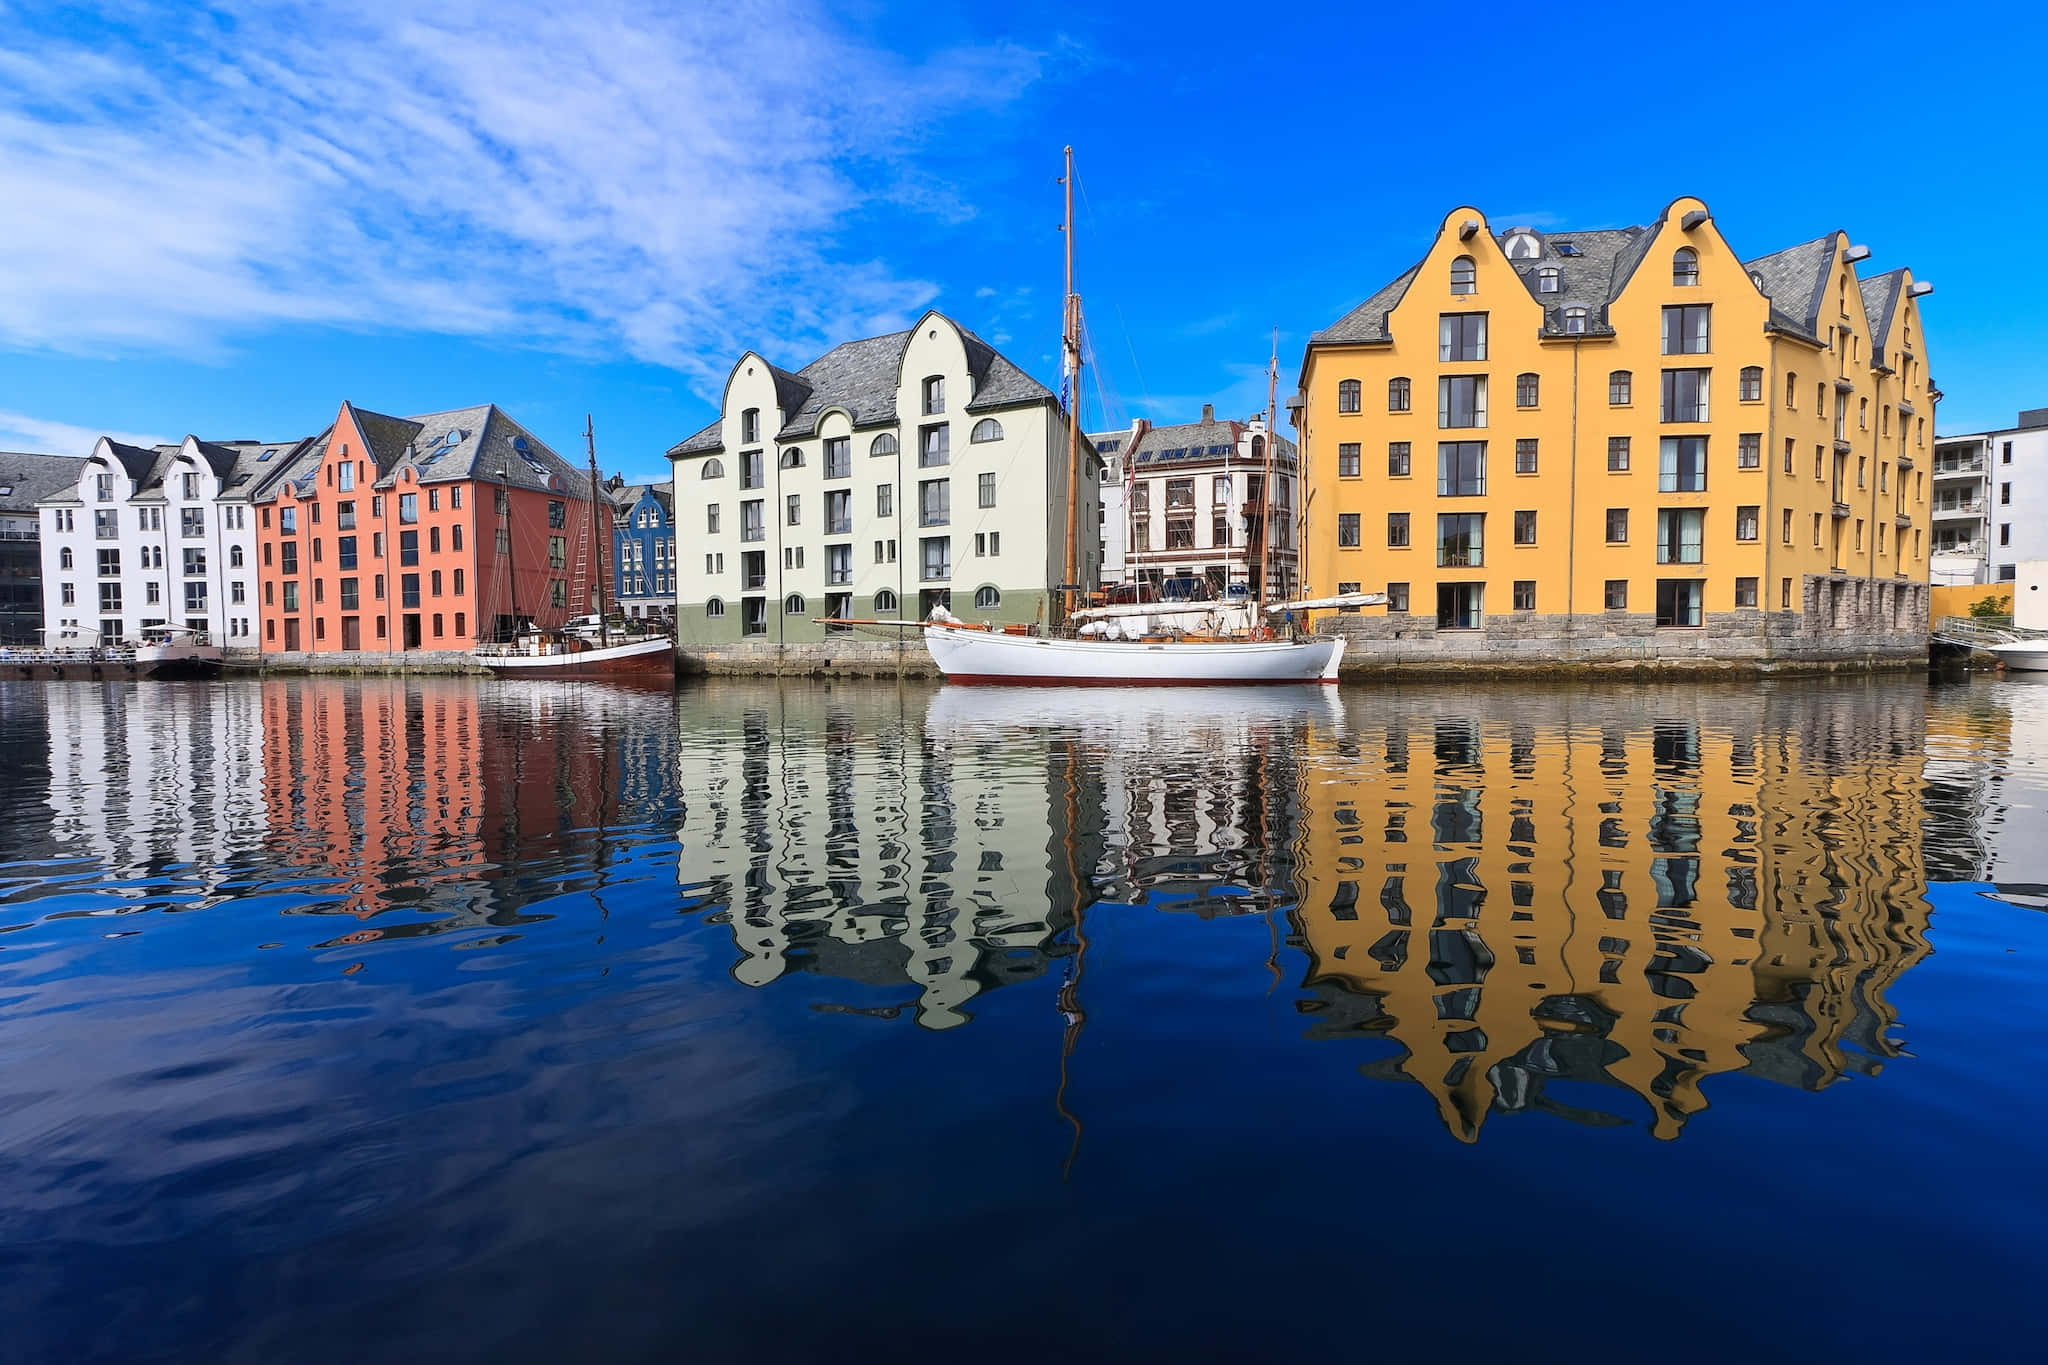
[0, 451, 87, 512]
[1085, 419, 1296, 469]
[251, 404, 587, 502]
[1741, 233, 1840, 343]
[1859, 270, 1906, 359]
[1311, 263, 1421, 344]
[669, 314, 1059, 457]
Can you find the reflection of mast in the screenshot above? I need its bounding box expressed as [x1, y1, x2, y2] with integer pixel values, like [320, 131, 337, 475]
[1052, 736, 1088, 1179]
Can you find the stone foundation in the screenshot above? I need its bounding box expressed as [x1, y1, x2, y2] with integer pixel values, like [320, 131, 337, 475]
[678, 638, 937, 678]
[247, 649, 495, 676]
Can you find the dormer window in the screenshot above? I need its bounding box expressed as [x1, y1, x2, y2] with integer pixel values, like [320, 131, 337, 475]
[1749, 270, 1766, 292]
[1673, 247, 1700, 287]
[1562, 307, 1589, 335]
[1537, 267, 1560, 294]
[922, 376, 945, 415]
[1503, 230, 1541, 260]
[1450, 255, 1477, 295]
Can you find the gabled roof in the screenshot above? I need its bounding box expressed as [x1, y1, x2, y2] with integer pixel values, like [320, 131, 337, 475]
[1312, 263, 1421, 345]
[252, 404, 586, 502]
[0, 451, 88, 512]
[1741, 233, 1839, 343]
[345, 403, 427, 476]
[669, 313, 1059, 457]
[1086, 419, 1295, 469]
[98, 440, 161, 484]
[1859, 269, 1907, 360]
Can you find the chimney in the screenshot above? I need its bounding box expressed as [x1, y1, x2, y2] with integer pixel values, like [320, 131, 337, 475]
[1201, 403, 1215, 424]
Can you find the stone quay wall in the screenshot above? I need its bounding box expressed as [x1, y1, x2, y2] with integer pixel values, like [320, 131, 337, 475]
[678, 638, 937, 679]
[248, 649, 496, 676]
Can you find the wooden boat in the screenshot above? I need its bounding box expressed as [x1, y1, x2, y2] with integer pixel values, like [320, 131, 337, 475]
[921, 147, 1354, 688]
[135, 625, 223, 679]
[472, 416, 675, 682]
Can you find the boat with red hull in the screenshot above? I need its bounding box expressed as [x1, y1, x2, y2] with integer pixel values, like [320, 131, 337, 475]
[474, 633, 673, 678]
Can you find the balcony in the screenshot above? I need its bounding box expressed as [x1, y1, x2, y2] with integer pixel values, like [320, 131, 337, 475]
[1895, 514, 1912, 528]
[826, 517, 852, 536]
[1933, 459, 1984, 475]
[1831, 502, 1852, 519]
[1931, 501, 1983, 518]
[0, 528, 36, 541]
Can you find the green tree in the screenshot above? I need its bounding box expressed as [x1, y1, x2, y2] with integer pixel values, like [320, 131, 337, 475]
[1968, 593, 2013, 618]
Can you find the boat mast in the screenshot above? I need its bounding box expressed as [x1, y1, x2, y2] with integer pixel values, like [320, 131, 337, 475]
[1060, 144, 1082, 630]
[498, 465, 519, 638]
[584, 414, 610, 648]
[1261, 329, 1279, 623]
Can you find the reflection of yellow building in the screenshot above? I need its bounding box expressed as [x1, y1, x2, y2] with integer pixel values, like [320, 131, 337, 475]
[1290, 686, 1931, 1141]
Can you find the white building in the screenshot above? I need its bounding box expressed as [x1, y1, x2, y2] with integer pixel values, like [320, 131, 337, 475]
[1087, 406, 1298, 599]
[1934, 406, 2048, 586]
[667, 310, 1100, 641]
[38, 434, 307, 651]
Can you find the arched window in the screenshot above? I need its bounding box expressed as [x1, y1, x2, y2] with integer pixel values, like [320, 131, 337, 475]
[974, 585, 1001, 609]
[1515, 373, 1539, 408]
[1450, 255, 1476, 295]
[874, 588, 899, 614]
[59, 547, 73, 569]
[1672, 247, 1699, 287]
[1388, 377, 1411, 412]
[1609, 370, 1632, 405]
[970, 418, 1003, 443]
[1537, 267, 1560, 294]
[229, 544, 244, 568]
[705, 597, 725, 618]
[784, 593, 806, 616]
[1337, 379, 1362, 413]
[701, 458, 724, 479]
[1563, 307, 1588, 334]
[921, 375, 945, 415]
[869, 433, 899, 457]
[740, 408, 760, 443]
[1739, 366, 1763, 401]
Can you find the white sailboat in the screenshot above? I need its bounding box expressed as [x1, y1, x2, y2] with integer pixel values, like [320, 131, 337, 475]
[921, 146, 1359, 687]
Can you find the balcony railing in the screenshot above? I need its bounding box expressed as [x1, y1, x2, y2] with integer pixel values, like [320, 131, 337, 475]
[826, 517, 852, 535]
[1932, 500, 1983, 515]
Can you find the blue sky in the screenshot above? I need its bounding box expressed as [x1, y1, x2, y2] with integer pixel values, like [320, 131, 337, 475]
[1, 0, 2042, 480]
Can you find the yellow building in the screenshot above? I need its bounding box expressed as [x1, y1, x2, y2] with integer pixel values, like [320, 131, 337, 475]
[1288, 686, 1933, 1141]
[1294, 198, 1936, 668]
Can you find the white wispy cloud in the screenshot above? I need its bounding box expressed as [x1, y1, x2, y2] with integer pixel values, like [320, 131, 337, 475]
[0, 1, 1044, 390]
[0, 408, 169, 456]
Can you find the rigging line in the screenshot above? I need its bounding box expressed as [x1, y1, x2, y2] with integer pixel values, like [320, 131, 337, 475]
[1072, 168, 1154, 418]
[1078, 321, 1130, 435]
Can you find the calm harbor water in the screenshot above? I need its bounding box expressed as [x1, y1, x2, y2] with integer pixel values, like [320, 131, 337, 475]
[1, 674, 2046, 1363]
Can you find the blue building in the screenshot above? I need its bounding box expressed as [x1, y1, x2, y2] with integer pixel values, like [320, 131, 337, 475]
[607, 476, 674, 623]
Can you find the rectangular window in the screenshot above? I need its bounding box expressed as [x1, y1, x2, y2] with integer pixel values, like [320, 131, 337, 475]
[181, 508, 205, 538]
[876, 485, 894, 519]
[1130, 482, 1150, 513]
[549, 579, 567, 608]
[978, 471, 996, 508]
[1165, 478, 1195, 509]
[98, 581, 123, 612]
[825, 489, 852, 535]
[741, 450, 763, 489]
[1438, 375, 1487, 428]
[919, 479, 950, 527]
[1659, 436, 1707, 492]
[1661, 304, 1711, 355]
[920, 535, 951, 581]
[1338, 443, 1361, 478]
[1437, 441, 1485, 496]
[1387, 442, 1411, 477]
[399, 493, 418, 524]
[1387, 582, 1410, 612]
[1607, 436, 1630, 471]
[400, 529, 419, 566]
[1734, 577, 1758, 608]
[1610, 371, 1633, 405]
[1661, 368, 1710, 422]
[1387, 512, 1410, 547]
[1735, 505, 1759, 541]
[1656, 578, 1704, 627]
[95, 472, 115, 500]
[707, 504, 721, 534]
[1513, 580, 1536, 611]
[427, 488, 439, 511]
[922, 375, 944, 415]
[827, 543, 852, 585]
[97, 548, 120, 577]
[2001, 482, 2012, 505]
[182, 547, 206, 576]
[1338, 513, 1361, 547]
[337, 500, 356, 530]
[920, 424, 950, 468]
[1436, 582, 1482, 630]
[280, 542, 298, 575]
[1513, 510, 1536, 545]
[1438, 313, 1487, 362]
[1387, 378, 1411, 413]
[1437, 512, 1483, 568]
[1737, 433, 1760, 469]
[824, 437, 851, 480]
[1338, 380, 1362, 413]
[786, 492, 801, 526]
[340, 578, 359, 610]
[1515, 373, 1539, 408]
[1656, 508, 1705, 564]
[1514, 438, 1537, 474]
[1604, 580, 1628, 611]
[741, 500, 764, 542]
[741, 409, 760, 444]
[1606, 508, 1629, 543]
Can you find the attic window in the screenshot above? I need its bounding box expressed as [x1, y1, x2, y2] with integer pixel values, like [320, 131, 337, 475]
[0, 485, 11, 496]
[1563, 307, 1589, 334]
[1749, 270, 1766, 291]
[1503, 231, 1541, 260]
[1553, 242, 1582, 258]
[258, 449, 276, 461]
[1537, 267, 1560, 294]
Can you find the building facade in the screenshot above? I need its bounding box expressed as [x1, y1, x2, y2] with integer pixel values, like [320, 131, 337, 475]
[0, 451, 85, 644]
[1088, 406, 1298, 597]
[1296, 197, 1936, 668]
[38, 435, 291, 652]
[667, 311, 1100, 646]
[1931, 407, 2048, 586]
[248, 402, 591, 656]
[607, 477, 675, 622]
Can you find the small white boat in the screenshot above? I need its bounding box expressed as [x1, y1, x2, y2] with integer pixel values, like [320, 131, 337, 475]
[135, 625, 223, 678]
[924, 619, 1343, 686]
[1990, 641, 2048, 671]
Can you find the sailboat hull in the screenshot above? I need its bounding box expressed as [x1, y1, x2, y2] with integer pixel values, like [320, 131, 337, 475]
[475, 635, 675, 679]
[924, 625, 1343, 685]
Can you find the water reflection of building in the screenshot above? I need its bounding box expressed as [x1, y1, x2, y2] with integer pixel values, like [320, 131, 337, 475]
[1290, 687, 1934, 1142]
[258, 679, 660, 935]
[677, 684, 1107, 1030]
[41, 681, 267, 890]
[1920, 679, 2048, 886]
